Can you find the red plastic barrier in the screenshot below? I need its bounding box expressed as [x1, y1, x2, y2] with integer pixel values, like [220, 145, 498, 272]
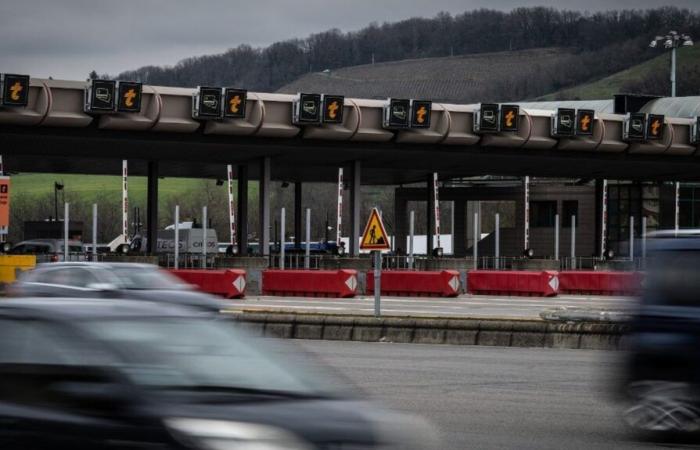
[366, 270, 460, 297]
[559, 271, 642, 296]
[467, 270, 559, 297]
[169, 269, 246, 299]
[262, 269, 358, 298]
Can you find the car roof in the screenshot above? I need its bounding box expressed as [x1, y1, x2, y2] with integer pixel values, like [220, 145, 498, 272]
[35, 262, 159, 270]
[0, 297, 205, 320]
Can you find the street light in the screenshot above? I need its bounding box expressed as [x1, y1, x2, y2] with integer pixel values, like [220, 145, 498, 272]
[649, 31, 694, 97]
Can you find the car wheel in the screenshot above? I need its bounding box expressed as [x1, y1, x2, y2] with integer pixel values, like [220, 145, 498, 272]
[623, 380, 700, 434]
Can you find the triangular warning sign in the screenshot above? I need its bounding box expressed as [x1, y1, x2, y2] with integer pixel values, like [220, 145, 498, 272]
[360, 208, 390, 251]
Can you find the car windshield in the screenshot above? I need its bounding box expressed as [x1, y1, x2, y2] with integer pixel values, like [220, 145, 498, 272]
[645, 249, 700, 307]
[78, 317, 327, 396]
[110, 266, 189, 290]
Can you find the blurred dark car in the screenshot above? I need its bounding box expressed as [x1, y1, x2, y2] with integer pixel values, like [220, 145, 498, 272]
[9, 262, 225, 312]
[621, 230, 700, 435]
[0, 298, 433, 449]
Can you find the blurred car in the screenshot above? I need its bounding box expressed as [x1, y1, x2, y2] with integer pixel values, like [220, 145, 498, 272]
[0, 297, 434, 449]
[621, 230, 700, 435]
[10, 239, 84, 262]
[9, 262, 225, 312]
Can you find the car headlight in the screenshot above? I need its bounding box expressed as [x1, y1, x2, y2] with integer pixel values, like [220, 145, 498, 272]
[165, 418, 313, 450]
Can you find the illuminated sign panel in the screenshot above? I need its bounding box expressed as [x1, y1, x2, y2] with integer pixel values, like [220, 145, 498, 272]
[85, 79, 116, 113]
[224, 88, 247, 119]
[624, 112, 646, 141]
[646, 114, 665, 140]
[293, 93, 321, 125]
[551, 108, 576, 137]
[410, 100, 432, 128]
[500, 105, 519, 132]
[1, 74, 30, 107]
[383, 98, 411, 129]
[193, 86, 223, 119]
[576, 109, 595, 136]
[322, 94, 344, 124]
[473, 103, 500, 133]
[116, 81, 142, 113]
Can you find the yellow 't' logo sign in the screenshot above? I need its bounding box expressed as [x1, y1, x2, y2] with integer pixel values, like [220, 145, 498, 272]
[504, 109, 515, 128]
[9, 82, 23, 101]
[416, 105, 427, 124]
[229, 95, 242, 114]
[123, 88, 136, 107]
[650, 119, 661, 136]
[580, 114, 591, 132]
[327, 101, 339, 119]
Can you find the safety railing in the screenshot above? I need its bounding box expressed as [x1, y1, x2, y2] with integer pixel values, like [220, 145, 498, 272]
[381, 255, 428, 270]
[268, 254, 323, 270]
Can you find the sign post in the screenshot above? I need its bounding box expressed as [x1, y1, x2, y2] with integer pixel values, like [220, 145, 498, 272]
[227, 164, 236, 248]
[122, 160, 128, 245]
[433, 173, 440, 251]
[523, 176, 530, 251]
[361, 208, 390, 318]
[600, 179, 608, 259]
[336, 168, 343, 248]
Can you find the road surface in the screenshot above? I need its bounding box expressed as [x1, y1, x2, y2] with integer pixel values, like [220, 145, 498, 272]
[268, 340, 675, 449]
[227, 294, 635, 319]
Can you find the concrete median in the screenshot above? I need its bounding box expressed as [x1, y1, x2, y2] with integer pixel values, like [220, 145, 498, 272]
[226, 311, 629, 350]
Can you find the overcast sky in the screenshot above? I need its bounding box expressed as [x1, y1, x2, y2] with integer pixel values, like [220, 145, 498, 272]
[1, 0, 698, 80]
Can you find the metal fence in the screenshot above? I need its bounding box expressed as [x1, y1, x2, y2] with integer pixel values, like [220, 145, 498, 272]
[268, 254, 323, 270]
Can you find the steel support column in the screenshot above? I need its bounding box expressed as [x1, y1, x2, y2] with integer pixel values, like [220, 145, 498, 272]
[294, 182, 302, 248]
[237, 165, 248, 255]
[427, 174, 435, 253]
[349, 161, 361, 257]
[259, 157, 271, 256]
[146, 161, 159, 254]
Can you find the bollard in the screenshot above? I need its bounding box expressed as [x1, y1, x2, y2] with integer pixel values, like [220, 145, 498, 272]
[571, 215, 576, 270]
[304, 208, 311, 269]
[92, 204, 98, 262]
[174, 206, 180, 270]
[409, 210, 415, 270]
[280, 208, 286, 270]
[554, 214, 559, 262]
[202, 206, 207, 269]
[495, 213, 500, 270]
[64, 203, 69, 262]
[473, 212, 478, 270]
[630, 216, 634, 262]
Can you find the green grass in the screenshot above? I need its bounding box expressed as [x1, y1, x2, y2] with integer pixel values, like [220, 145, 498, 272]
[9, 174, 258, 206]
[537, 46, 700, 101]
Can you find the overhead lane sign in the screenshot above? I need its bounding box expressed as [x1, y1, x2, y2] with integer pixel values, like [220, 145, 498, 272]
[360, 208, 390, 251]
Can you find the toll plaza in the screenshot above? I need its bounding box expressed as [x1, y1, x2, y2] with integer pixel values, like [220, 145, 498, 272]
[1, 76, 700, 294]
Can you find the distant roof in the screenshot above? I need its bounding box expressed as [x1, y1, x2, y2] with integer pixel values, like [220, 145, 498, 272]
[277, 48, 573, 104]
[513, 100, 615, 114]
[640, 96, 700, 118]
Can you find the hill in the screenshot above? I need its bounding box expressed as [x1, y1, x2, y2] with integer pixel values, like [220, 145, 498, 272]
[278, 48, 573, 103]
[537, 45, 700, 100]
[114, 7, 700, 94]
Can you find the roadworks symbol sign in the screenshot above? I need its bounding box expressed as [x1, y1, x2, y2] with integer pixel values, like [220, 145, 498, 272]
[360, 207, 390, 250]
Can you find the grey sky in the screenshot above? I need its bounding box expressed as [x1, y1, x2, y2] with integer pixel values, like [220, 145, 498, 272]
[1, 0, 698, 80]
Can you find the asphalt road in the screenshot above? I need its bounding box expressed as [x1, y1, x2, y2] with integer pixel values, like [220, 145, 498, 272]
[227, 294, 636, 319]
[268, 340, 675, 449]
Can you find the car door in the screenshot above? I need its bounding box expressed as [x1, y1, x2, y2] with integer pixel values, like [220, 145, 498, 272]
[0, 317, 163, 448]
[24, 268, 102, 298]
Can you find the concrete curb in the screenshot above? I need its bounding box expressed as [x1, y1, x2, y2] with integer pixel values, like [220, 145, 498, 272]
[227, 311, 630, 350]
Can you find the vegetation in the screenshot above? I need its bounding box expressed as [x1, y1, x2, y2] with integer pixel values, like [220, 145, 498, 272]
[113, 7, 700, 101]
[539, 45, 700, 100]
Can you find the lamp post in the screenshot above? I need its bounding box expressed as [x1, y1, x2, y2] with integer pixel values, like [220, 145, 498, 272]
[649, 31, 694, 97]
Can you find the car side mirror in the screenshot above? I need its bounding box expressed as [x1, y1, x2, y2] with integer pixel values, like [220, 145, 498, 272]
[86, 282, 118, 291]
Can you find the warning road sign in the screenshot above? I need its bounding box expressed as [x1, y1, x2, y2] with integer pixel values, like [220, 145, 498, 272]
[360, 208, 390, 251]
